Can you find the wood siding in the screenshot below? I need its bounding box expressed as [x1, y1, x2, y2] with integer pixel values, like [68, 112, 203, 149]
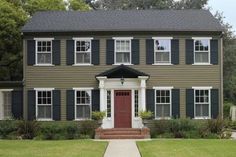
[23, 35, 222, 120]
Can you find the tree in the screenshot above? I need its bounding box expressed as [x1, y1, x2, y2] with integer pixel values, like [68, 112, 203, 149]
[0, 0, 27, 81]
[173, 0, 208, 9]
[68, 0, 90, 11]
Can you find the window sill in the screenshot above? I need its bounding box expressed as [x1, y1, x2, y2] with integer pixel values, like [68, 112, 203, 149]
[155, 117, 171, 120]
[152, 63, 173, 66]
[112, 63, 133, 66]
[33, 64, 55, 67]
[194, 117, 211, 120]
[72, 64, 94, 66]
[74, 118, 91, 121]
[37, 119, 54, 121]
[192, 63, 212, 66]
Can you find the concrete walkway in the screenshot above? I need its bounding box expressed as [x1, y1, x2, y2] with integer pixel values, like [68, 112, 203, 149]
[104, 140, 141, 157]
[232, 132, 236, 139]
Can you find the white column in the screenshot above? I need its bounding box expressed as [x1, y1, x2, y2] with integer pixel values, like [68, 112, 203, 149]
[138, 76, 149, 111]
[97, 77, 107, 111]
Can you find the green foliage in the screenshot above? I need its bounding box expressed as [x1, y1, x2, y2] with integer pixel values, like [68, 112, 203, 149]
[17, 120, 40, 139]
[0, 120, 18, 139]
[68, 0, 90, 11]
[139, 111, 153, 120]
[79, 120, 97, 138]
[92, 111, 106, 121]
[224, 101, 234, 119]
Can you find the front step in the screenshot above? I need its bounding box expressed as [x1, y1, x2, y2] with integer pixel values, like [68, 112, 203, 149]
[95, 128, 150, 139]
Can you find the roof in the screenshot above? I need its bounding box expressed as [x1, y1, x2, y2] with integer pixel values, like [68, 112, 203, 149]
[22, 10, 223, 33]
[96, 65, 149, 78]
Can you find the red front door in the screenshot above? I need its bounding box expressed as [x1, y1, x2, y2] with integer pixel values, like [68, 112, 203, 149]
[114, 90, 132, 128]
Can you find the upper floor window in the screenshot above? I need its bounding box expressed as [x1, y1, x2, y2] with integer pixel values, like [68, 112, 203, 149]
[74, 38, 92, 65]
[36, 39, 53, 65]
[75, 89, 92, 120]
[36, 89, 53, 120]
[114, 37, 132, 64]
[193, 38, 211, 64]
[154, 38, 171, 64]
[193, 87, 211, 119]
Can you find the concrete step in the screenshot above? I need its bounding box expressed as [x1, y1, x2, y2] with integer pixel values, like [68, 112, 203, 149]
[100, 134, 146, 139]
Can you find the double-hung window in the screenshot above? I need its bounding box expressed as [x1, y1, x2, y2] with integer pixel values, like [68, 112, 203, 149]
[194, 87, 211, 119]
[0, 90, 12, 120]
[36, 89, 53, 120]
[153, 38, 171, 64]
[36, 39, 53, 65]
[193, 38, 211, 64]
[155, 88, 172, 119]
[114, 37, 132, 64]
[74, 38, 92, 65]
[75, 89, 91, 120]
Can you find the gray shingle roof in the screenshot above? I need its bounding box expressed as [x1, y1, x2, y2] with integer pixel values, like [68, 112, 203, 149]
[22, 10, 223, 33]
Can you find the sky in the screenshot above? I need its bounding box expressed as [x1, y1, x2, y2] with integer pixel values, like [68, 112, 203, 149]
[208, 0, 236, 34]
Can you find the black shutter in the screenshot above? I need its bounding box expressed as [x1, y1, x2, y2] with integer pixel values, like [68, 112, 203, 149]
[186, 39, 194, 64]
[186, 89, 194, 118]
[53, 90, 61, 121]
[171, 39, 179, 65]
[92, 40, 100, 65]
[92, 89, 100, 111]
[210, 40, 218, 65]
[131, 39, 140, 65]
[146, 39, 154, 64]
[28, 90, 36, 120]
[106, 39, 114, 65]
[172, 89, 180, 118]
[27, 40, 35, 65]
[66, 90, 75, 120]
[211, 89, 219, 119]
[146, 89, 155, 113]
[11, 90, 23, 119]
[52, 40, 61, 65]
[66, 40, 74, 65]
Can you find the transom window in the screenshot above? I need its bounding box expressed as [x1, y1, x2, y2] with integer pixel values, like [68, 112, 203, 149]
[36, 40, 52, 65]
[36, 90, 52, 120]
[194, 89, 210, 118]
[75, 90, 91, 120]
[154, 39, 171, 64]
[194, 39, 210, 63]
[75, 40, 91, 64]
[115, 39, 131, 64]
[155, 89, 171, 118]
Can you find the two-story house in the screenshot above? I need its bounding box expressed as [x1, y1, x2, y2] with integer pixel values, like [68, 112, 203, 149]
[0, 10, 223, 130]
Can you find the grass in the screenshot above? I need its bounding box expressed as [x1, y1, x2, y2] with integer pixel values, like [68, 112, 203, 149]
[0, 140, 107, 157]
[137, 139, 236, 157]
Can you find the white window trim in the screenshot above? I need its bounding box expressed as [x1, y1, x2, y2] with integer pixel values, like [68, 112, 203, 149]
[74, 88, 92, 121]
[193, 87, 212, 119]
[35, 39, 54, 66]
[73, 38, 93, 66]
[113, 37, 133, 65]
[154, 87, 172, 119]
[35, 89, 54, 121]
[0, 89, 13, 92]
[152, 37, 172, 65]
[153, 86, 174, 90]
[192, 37, 211, 65]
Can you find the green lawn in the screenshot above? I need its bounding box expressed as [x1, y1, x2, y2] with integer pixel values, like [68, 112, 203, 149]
[0, 140, 107, 157]
[137, 139, 236, 157]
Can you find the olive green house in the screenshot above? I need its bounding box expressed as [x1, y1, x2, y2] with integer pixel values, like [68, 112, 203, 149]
[1, 10, 223, 130]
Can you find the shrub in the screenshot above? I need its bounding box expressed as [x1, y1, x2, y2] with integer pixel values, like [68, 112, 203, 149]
[154, 120, 170, 135]
[92, 111, 106, 121]
[169, 119, 195, 138]
[65, 124, 79, 139]
[206, 117, 225, 134]
[40, 123, 65, 140]
[139, 111, 153, 120]
[79, 120, 97, 138]
[0, 120, 18, 139]
[17, 120, 40, 139]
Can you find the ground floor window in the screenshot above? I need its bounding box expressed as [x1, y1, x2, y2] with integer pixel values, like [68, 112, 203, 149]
[134, 90, 139, 117]
[194, 89, 210, 118]
[155, 89, 171, 119]
[0, 91, 12, 120]
[75, 90, 91, 120]
[36, 90, 52, 120]
[106, 90, 111, 118]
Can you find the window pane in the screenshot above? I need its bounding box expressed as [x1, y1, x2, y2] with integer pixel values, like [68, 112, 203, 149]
[37, 106, 51, 119]
[156, 39, 170, 51]
[195, 52, 209, 63]
[76, 41, 91, 52]
[37, 91, 52, 105]
[156, 104, 170, 118]
[37, 53, 51, 64]
[134, 90, 139, 117]
[195, 39, 209, 51]
[3, 92, 12, 118]
[76, 53, 90, 64]
[116, 52, 130, 63]
[156, 52, 170, 63]
[196, 104, 209, 117]
[77, 91, 91, 105]
[107, 91, 111, 118]
[76, 105, 90, 119]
